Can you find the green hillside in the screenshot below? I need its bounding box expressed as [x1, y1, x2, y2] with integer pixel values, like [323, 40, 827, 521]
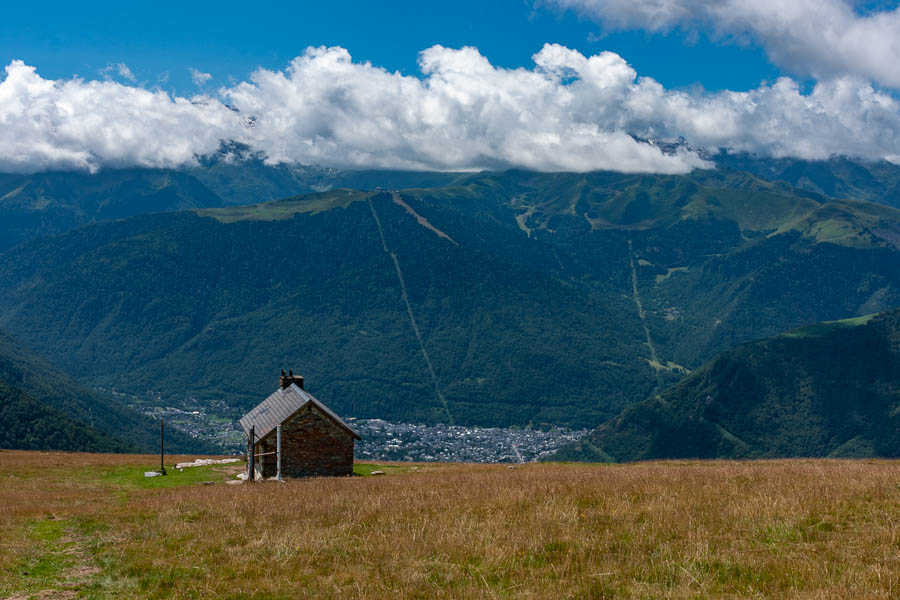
[556, 308, 900, 461]
[0, 328, 205, 453]
[0, 193, 654, 427]
[0, 171, 897, 432]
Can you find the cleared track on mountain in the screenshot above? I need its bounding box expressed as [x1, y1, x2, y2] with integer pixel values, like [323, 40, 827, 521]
[628, 239, 663, 386]
[368, 195, 453, 424]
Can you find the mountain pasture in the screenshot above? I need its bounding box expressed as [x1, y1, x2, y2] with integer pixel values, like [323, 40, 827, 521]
[1, 451, 899, 599]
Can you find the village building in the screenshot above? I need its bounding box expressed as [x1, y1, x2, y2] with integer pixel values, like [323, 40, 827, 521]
[239, 371, 361, 479]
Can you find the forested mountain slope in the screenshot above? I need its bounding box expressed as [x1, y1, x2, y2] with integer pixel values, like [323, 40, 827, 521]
[0, 171, 896, 430]
[0, 382, 129, 452]
[0, 328, 205, 452]
[0, 169, 222, 252]
[555, 309, 900, 461]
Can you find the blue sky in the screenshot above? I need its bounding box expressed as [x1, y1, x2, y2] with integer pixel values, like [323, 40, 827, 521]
[2, 0, 780, 93]
[2, 1, 900, 174]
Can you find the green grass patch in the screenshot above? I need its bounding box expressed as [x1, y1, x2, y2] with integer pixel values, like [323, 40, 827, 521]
[352, 462, 411, 476]
[197, 189, 371, 222]
[100, 463, 241, 489]
[757, 522, 804, 548]
[686, 558, 775, 590]
[28, 517, 66, 543]
[521, 540, 571, 568]
[655, 266, 689, 284]
[782, 313, 876, 338]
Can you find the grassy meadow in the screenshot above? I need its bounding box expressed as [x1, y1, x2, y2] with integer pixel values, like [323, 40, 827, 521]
[1, 451, 899, 599]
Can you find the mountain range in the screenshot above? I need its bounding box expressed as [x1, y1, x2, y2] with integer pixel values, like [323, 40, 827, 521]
[0, 158, 897, 452]
[2, 152, 898, 253]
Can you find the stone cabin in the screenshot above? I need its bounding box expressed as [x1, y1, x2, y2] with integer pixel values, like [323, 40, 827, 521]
[239, 371, 361, 479]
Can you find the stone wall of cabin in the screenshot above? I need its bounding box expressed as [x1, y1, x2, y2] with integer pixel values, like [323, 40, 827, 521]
[255, 404, 355, 478]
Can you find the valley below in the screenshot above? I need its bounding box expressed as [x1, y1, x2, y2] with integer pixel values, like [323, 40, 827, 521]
[127, 398, 588, 463]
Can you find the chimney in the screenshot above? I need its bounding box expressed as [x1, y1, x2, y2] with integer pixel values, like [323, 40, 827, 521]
[280, 369, 305, 390]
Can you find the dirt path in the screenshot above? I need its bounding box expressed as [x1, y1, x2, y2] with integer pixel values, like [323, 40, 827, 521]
[5, 518, 101, 600]
[58, 527, 101, 593]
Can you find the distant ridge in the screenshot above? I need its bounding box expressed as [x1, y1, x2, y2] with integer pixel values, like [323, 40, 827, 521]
[2, 155, 898, 252]
[713, 154, 900, 209]
[0, 165, 469, 252]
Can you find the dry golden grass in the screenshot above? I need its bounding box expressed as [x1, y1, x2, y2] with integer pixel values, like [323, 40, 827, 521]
[1, 451, 899, 599]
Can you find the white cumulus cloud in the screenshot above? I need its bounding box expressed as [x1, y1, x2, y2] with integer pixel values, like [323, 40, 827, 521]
[546, 0, 900, 89]
[221, 45, 704, 173]
[0, 60, 239, 173]
[1, 45, 900, 174]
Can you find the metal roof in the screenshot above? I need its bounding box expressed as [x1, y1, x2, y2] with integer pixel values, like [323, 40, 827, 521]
[239, 384, 361, 442]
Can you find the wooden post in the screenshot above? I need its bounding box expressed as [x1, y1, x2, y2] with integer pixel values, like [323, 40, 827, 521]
[159, 419, 167, 476]
[248, 425, 255, 482]
[276, 424, 282, 481]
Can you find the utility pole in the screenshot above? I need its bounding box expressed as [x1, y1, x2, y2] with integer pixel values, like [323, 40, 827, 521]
[276, 425, 282, 481]
[248, 425, 255, 482]
[159, 419, 167, 476]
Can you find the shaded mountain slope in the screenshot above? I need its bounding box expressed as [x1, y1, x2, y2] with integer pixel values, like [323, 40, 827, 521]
[0, 382, 129, 452]
[0, 328, 205, 452]
[0, 191, 652, 427]
[555, 309, 900, 461]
